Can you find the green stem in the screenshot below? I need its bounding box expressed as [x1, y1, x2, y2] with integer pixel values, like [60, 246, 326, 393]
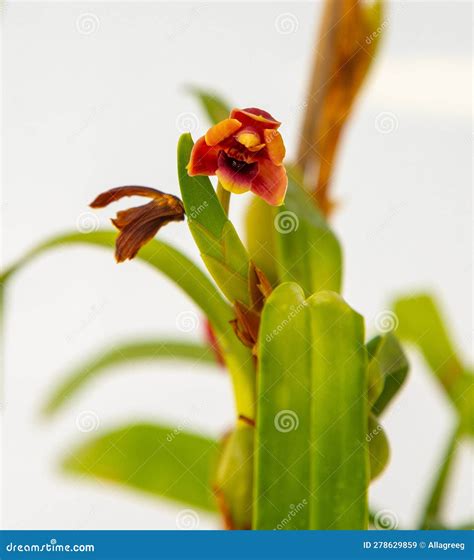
[216, 182, 231, 216]
[418, 423, 460, 529]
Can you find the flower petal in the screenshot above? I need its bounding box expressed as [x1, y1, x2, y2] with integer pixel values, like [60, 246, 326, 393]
[90, 187, 185, 262]
[112, 199, 184, 262]
[90, 186, 170, 208]
[187, 136, 220, 176]
[264, 129, 286, 165]
[231, 108, 280, 130]
[250, 159, 288, 206]
[216, 151, 258, 195]
[205, 118, 242, 146]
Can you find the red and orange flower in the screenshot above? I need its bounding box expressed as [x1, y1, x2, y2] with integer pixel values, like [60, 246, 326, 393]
[187, 108, 288, 206]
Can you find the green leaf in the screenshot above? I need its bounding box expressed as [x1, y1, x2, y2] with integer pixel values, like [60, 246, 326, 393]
[366, 335, 385, 407]
[392, 294, 472, 435]
[177, 133, 251, 306]
[187, 87, 231, 125]
[307, 291, 368, 529]
[393, 294, 464, 392]
[367, 413, 390, 481]
[254, 285, 368, 530]
[418, 423, 460, 529]
[370, 333, 409, 416]
[63, 423, 219, 512]
[44, 340, 216, 415]
[274, 170, 343, 295]
[214, 419, 254, 529]
[0, 230, 256, 420]
[254, 283, 312, 530]
[0, 231, 231, 336]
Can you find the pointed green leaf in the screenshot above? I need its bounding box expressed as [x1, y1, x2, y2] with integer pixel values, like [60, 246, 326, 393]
[254, 282, 311, 530]
[369, 333, 409, 416]
[274, 171, 343, 295]
[63, 423, 219, 512]
[307, 291, 368, 529]
[44, 340, 216, 415]
[0, 231, 231, 335]
[187, 87, 231, 125]
[392, 294, 472, 435]
[177, 133, 251, 306]
[393, 294, 463, 392]
[0, 230, 256, 419]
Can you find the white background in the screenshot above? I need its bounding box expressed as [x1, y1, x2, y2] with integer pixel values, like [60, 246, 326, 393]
[2, 1, 472, 529]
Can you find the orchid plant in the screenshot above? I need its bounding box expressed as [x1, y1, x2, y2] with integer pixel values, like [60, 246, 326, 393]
[2, 0, 472, 531]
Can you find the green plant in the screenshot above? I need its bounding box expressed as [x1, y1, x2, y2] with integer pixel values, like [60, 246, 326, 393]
[1, 0, 471, 530]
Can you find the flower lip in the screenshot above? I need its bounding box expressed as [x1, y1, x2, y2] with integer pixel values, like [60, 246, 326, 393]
[216, 151, 259, 195]
[220, 152, 255, 173]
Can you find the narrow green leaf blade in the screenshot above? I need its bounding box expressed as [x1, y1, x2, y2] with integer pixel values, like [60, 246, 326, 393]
[392, 294, 463, 393]
[418, 423, 460, 529]
[254, 282, 311, 530]
[274, 171, 343, 295]
[44, 340, 216, 415]
[63, 423, 219, 512]
[308, 291, 368, 529]
[187, 87, 231, 125]
[0, 230, 256, 420]
[0, 231, 232, 335]
[177, 133, 251, 305]
[393, 295, 473, 434]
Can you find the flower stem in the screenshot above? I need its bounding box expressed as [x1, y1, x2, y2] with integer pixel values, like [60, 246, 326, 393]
[216, 182, 231, 216]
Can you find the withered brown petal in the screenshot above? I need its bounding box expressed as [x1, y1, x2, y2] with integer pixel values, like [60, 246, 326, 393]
[90, 186, 180, 208]
[115, 201, 184, 262]
[90, 186, 185, 262]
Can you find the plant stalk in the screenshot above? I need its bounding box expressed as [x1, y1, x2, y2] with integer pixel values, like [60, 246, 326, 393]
[216, 182, 231, 216]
